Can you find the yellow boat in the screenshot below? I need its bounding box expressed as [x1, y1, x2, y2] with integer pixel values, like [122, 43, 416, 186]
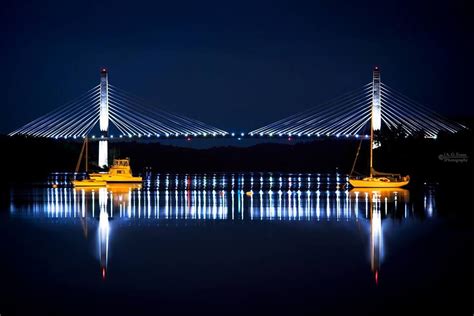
[349, 172, 410, 188]
[70, 138, 142, 187]
[72, 179, 107, 187]
[348, 113, 409, 188]
[89, 158, 142, 183]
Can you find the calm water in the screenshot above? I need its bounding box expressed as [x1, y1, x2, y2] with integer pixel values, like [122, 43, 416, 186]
[0, 173, 471, 315]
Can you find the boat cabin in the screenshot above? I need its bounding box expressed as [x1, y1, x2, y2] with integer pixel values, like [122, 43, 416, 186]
[109, 158, 133, 176]
[112, 159, 131, 167]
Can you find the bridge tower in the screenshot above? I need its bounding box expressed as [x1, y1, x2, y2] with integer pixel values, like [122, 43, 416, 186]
[98, 68, 109, 167]
[371, 66, 382, 131]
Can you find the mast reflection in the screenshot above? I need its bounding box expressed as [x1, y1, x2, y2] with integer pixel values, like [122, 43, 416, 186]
[11, 174, 433, 281]
[350, 188, 410, 284]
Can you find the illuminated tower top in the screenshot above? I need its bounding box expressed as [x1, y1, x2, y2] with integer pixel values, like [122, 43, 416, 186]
[98, 68, 109, 167]
[99, 68, 109, 135]
[372, 66, 381, 131]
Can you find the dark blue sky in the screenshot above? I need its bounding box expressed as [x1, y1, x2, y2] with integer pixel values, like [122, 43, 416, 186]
[1, 0, 471, 134]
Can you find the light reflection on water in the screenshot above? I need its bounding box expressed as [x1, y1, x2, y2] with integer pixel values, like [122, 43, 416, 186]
[10, 173, 436, 283]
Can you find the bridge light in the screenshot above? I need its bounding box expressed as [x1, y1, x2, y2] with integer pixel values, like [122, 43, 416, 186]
[297, 133, 301, 137]
[336, 134, 340, 138]
[365, 134, 369, 138]
[355, 134, 359, 138]
[278, 133, 282, 137]
[203, 133, 207, 137]
[110, 135, 114, 138]
[231, 132, 235, 137]
[345, 134, 349, 138]
[148, 134, 151, 138]
[92, 135, 96, 139]
[101, 135, 104, 139]
[240, 132, 245, 137]
[259, 133, 263, 137]
[120, 135, 123, 138]
[128, 134, 132, 138]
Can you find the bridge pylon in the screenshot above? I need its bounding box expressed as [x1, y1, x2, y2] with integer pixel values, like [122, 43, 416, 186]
[98, 68, 109, 167]
[371, 66, 381, 132]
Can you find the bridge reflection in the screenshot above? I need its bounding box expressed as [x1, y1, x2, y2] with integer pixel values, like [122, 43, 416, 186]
[10, 175, 436, 282]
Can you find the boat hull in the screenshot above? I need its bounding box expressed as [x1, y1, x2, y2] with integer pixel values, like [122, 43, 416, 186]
[349, 178, 409, 188]
[89, 174, 143, 183]
[72, 180, 107, 187]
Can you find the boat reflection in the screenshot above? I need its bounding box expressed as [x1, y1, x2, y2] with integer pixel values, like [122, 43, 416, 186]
[10, 174, 436, 282]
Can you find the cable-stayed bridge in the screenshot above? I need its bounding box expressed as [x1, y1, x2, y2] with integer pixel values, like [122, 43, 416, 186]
[9, 67, 466, 167]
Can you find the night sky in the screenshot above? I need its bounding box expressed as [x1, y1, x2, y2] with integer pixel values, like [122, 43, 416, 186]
[1, 0, 471, 134]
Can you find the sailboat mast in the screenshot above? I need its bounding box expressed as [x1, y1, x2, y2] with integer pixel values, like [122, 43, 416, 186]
[370, 117, 373, 177]
[85, 136, 88, 173]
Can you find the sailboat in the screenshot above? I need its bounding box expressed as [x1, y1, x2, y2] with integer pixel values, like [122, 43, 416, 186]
[348, 121, 409, 188]
[72, 138, 142, 186]
[72, 137, 107, 187]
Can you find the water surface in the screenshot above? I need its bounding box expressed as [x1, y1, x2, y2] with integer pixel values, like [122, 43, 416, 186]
[0, 173, 471, 315]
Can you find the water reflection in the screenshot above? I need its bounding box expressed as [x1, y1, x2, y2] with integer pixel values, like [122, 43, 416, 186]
[10, 174, 436, 283]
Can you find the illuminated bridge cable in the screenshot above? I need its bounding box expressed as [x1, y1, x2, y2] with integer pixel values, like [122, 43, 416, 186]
[108, 97, 206, 137]
[251, 84, 372, 135]
[380, 83, 466, 137]
[109, 99, 197, 137]
[12, 85, 99, 136]
[40, 97, 100, 138]
[109, 86, 205, 127]
[9, 85, 101, 138]
[381, 91, 445, 134]
[250, 83, 373, 137]
[9, 87, 97, 137]
[108, 85, 227, 137]
[16, 87, 99, 137]
[252, 86, 372, 136]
